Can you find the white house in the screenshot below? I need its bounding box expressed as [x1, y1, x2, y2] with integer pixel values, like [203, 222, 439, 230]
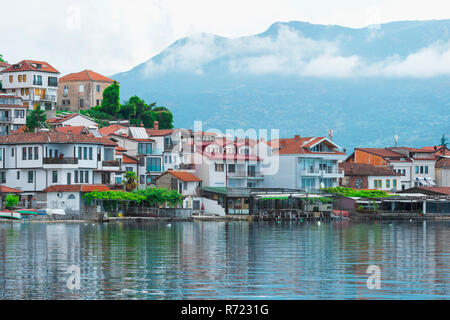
[1, 60, 60, 111]
[0, 94, 27, 135]
[0, 130, 117, 207]
[263, 136, 347, 191]
[47, 113, 98, 129]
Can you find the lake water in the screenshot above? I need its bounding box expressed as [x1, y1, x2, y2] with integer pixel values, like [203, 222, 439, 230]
[0, 220, 449, 299]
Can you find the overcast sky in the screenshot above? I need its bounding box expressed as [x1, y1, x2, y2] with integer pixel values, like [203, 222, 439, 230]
[1, 0, 450, 76]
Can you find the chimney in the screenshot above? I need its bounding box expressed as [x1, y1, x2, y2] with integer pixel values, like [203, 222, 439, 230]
[294, 135, 300, 141]
[153, 121, 159, 130]
[140, 123, 144, 127]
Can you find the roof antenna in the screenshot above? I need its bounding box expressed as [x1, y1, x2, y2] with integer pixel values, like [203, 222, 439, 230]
[394, 135, 398, 147]
[328, 129, 333, 141]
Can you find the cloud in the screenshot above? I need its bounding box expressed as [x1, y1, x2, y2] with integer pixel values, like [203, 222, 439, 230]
[142, 25, 450, 78]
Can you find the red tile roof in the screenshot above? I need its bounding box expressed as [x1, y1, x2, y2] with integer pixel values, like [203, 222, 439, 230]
[271, 136, 345, 155]
[436, 157, 450, 168]
[55, 126, 88, 135]
[43, 185, 110, 193]
[122, 154, 139, 164]
[0, 131, 117, 146]
[0, 61, 10, 68]
[200, 152, 261, 161]
[59, 70, 115, 83]
[115, 146, 127, 152]
[157, 170, 201, 182]
[405, 186, 450, 196]
[98, 124, 126, 136]
[340, 163, 401, 176]
[146, 128, 174, 136]
[47, 113, 81, 123]
[0, 186, 23, 193]
[356, 148, 407, 159]
[2, 60, 59, 74]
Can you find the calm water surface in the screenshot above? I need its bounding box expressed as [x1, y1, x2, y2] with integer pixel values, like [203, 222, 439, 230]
[0, 220, 449, 299]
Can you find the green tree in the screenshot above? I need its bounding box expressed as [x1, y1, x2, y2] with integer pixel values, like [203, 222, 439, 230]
[441, 134, 448, 148]
[153, 109, 174, 129]
[0, 54, 6, 63]
[119, 101, 136, 119]
[5, 194, 19, 210]
[100, 81, 120, 115]
[26, 104, 47, 132]
[123, 171, 138, 191]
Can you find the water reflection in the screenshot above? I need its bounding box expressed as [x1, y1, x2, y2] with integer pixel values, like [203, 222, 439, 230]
[0, 221, 449, 299]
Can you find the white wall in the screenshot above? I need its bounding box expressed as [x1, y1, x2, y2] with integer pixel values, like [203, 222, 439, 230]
[47, 191, 81, 214]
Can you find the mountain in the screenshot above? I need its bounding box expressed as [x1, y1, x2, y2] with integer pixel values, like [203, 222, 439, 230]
[113, 20, 450, 150]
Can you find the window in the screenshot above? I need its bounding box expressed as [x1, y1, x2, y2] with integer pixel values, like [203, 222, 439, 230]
[48, 77, 58, 87]
[138, 143, 152, 154]
[139, 157, 145, 166]
[22, 147, 26, 160]
[34, 147, 38, 160]
[85, 171, 89, 183]
[20, 110, 24, 118]
[23, 75, 26, 82]
[393, 179, 397, 188]
[17, 171, 20, 180]
[402, 169, 406, 175]
[49, 149, 53, 158]
[75, 171, 79, 183]
[215, 163, 224, 172]
[228, 164, 235, 173]
[140, 175, 145, 184]
[11, 148, 14, 157]
[126, 167, 133, 173]
[0, 172, 5, 184]
[18, 75, 22, 82]
[420, 166, 424, 174]
[9, 75, 13, 83]
[33, 75, 42, 85]
[83, 147, 87, 160]
[52, 171, 58, 183]
[96, 85, 100, 92]
[80, 170, 84, 183]
[78, 147, 82, 159]
[21, 88, 24, 95]
[425, 166, 428, 174]
[79, 84, 84, 92]
[89, 147, 93, 160]
[28, 147, 33, 160]
[147, 157, 161, 172]
[79, 99, 84, 108]
[415, 166, 419, 174]
[25, 88, 29, 96]
[386, 179, 390, 188]
[183, 182, 187, 190]
[67, 172, 71, 185]
[96, 99, 100, 106]
[28, 171, 33, 183]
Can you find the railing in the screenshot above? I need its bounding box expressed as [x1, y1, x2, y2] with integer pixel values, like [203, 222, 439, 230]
[102, 160, 120, 167]
[43, 157, 78, 164]
[179, 163, 195, 170]
[164, 143, 174, 152]
[0, 117, 12, 122]
[228, 171, 262, 178]
[44, 95, 56, 102]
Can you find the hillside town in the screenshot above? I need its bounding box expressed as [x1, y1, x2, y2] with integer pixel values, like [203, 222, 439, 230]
[0, 59, 449, 219]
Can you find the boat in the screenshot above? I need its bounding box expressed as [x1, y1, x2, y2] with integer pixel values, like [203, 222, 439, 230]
[331, 210, 350, 219]
[0, 211, 22, 220]
[16, 209, 40, 216]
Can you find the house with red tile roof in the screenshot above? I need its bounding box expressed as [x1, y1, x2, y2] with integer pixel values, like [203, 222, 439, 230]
[339, 162, 402, 191]
[155, 170, 202, 209]
[1, 60, 60, 111]
[0, 94, 27, 135]
[0, 130, 119, 207]
[47, 113, 98, 129]
[55, 125, 90, 135]
[57, 70, 116, 112]
[435, 157, 450, 187]
[347, 146, 438, 190]
[264, 135, 346, 191]
[98, 124, 127, 136]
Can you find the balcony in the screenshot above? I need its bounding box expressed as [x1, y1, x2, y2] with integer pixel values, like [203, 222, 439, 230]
[0, 116, 13, 123]
[43, 157, 78, 165]
[228, 171, 263, 178]
[102, 160, 121, 167]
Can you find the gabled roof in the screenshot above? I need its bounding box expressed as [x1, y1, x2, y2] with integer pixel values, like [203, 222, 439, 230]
[403, 186, 450, 196]
[0, 186, 23, 193]
[47, 113, 95, 124]
[355, 148, 407, 159]
[436, 157, 450, 168]
[272, 136, 345, 155]
[99, 124, 126, 136]
[0, 61, 10, 68]
[0, 131, 117, 146]
[146, 128, 174, 136]
[59, 70, 115, 83]
[340, 163, 401, 176]
[122, 154, 139, 164]
[55, 126, 89, 135]
[157, 170, 201, 182]
[43, 185, 110, 193]
[2, 60, 60, 74]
